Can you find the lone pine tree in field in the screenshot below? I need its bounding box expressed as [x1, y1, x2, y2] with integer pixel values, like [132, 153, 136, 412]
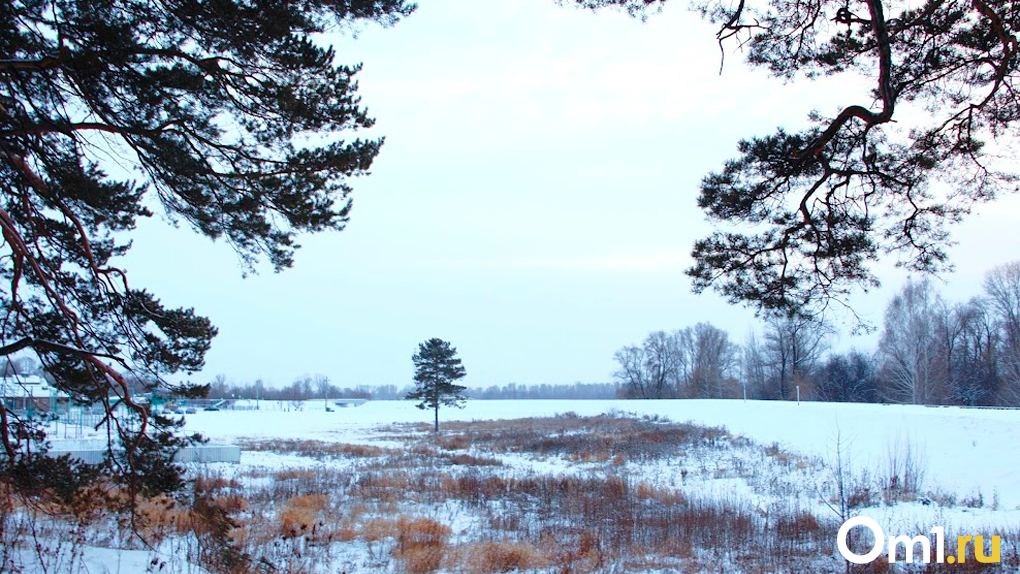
[407, 338, 467, 432]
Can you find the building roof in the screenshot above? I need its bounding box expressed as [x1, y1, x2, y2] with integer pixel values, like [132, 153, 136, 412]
[0, 375, 69, 399]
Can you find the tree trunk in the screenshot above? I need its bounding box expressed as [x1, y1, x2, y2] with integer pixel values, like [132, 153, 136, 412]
[434, 403, 439, 432]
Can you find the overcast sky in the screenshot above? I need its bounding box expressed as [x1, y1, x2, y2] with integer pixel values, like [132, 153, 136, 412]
[120, 0, 1020, 390]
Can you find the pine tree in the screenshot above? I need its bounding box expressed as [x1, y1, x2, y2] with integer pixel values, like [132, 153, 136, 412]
[407, 338, 467, 432]
[0, 0, 413, 498]
[569, 0, 1020, 320]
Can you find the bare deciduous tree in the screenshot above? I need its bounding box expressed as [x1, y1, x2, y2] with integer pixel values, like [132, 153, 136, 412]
[878, 279, 946, 404]
[741, 330, 769, 400]
[762, 317, 831, 400]
[983, 262, 1020, 404]
[815, 351, 877, 403]
[613, 324, 738, 399]
[949, 300, 999, 406]
[686, 323, 740, 399]
[614, 344, 657, 399]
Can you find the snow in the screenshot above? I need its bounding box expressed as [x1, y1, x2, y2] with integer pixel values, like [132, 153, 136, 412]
[12, 542, 190, 574]
[183, 399, 1020, 509]
[15, 398, 1019, 573]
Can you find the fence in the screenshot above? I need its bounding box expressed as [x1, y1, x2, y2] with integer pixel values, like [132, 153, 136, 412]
[46, 443, 241, 465]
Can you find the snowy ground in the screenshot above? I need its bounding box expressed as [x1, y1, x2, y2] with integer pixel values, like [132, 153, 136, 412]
[20, 399, 1020, 573]
[184, 399, 1020, 510]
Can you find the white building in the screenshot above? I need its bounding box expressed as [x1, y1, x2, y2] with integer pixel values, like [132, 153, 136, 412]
[0, 375, 69, 413]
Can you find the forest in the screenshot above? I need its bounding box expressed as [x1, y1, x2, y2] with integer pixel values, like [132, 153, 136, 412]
[613, 262, 1020, 406]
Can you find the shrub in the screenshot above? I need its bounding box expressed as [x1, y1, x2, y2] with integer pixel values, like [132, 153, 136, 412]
[883, 435, 928, 502]
[775, 510, 822, 542]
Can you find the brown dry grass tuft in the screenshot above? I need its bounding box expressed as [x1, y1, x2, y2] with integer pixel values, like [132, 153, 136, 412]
[635, 481, 685, 505]
[401, 545, 445, 574]
[458, 540, 550, 573]
[360, 517, 399, 542]
[133, 480, 248, 545]
[541, 529, 607, 574]
[775, 510, 821, 542]
[436, 434, 472, 450]
[274, 469, 318, 482]
[135, 494, 190, 539]
[394, 516, 451, 574]
[278, 493, 330, 539]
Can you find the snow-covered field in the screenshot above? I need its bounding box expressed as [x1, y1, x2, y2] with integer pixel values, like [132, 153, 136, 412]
[15, 399, 1020, 573]
[186, 399, 1020, 510]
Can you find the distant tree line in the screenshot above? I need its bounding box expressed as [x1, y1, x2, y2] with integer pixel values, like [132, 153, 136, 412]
[614, 261, 1020, 407]
[201, 377, 618, 402]
[466, 382, 620, 400]
[205, 374, 372, 402]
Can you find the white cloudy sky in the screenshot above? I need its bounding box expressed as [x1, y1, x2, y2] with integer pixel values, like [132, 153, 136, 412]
[121, 0, 1020, 389]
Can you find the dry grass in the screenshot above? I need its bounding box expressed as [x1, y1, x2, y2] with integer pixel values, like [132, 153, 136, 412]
[8, 414, 988, 574]
[135, 494, 189, 539]
[456, 540, 550, 573]
[394, 516, 451, 574]
[274, 469, 318, 482]
[354, 471, 416, 503]
[436, 434, 472, 450]
[360, 517, 400, 543]
[412, 413, 735, 463]
[219, 416, 843, 573]
[278, 493, 329, 539]
[447, 453, 503, 467]
[238, 438, 392, 459]
[635, 481, 686, 505]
